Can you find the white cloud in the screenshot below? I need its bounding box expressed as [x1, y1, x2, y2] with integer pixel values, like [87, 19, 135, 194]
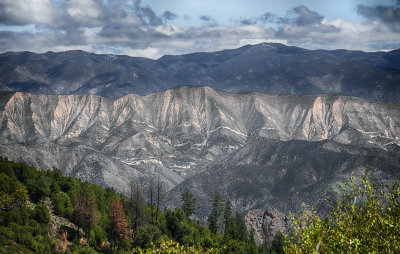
[64, 0, 104, 27]
[0, 1, 399, 57]
[121, 47, 162, 59]
[0, 0, 55, 25]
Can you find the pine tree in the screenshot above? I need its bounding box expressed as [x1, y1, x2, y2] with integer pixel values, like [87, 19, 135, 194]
[235, 212, 247, 242]
[155, 174, 164, 223]
[223, 200, 235, 239]
[148, 177, 155, 224]
[180, 188, 197, 217]
[208, 191, 224, 234]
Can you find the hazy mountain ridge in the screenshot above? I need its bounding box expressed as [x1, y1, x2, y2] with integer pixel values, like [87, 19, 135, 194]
[1, 43, 400, 101]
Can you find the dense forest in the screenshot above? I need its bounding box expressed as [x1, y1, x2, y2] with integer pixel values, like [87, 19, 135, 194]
[0, 158, 264, 253]
[1, 157, 399, 253]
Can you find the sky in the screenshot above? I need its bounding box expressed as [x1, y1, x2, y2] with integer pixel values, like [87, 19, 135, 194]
[0, 0, 399, 59]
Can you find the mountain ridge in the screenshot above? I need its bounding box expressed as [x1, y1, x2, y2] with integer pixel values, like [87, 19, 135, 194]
[1, 43, 399, 101]
[1, 86, 399, 239]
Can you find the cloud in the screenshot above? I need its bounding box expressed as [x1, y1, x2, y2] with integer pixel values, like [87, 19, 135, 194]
[200, 15, 218, 27]
[239, 12, 284, 26]
[163, 11, 178, 21]
[0, 0, 56, 25]
[292, 6, 323, 26]
[140, 6, 163, 26]
[357, 3, 400, 31]
[239, 6, 325, 27]
[240, 18, 256, 25]
[200, 15, 212, 22]
[0, 1, 399, 58]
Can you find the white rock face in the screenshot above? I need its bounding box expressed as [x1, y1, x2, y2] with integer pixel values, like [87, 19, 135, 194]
[0, 86, 399, 193]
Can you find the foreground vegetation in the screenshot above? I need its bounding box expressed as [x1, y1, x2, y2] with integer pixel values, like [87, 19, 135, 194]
[1, 157, 399, 253]
[285, 172, 400, 253]
[0, 158, 259, 253]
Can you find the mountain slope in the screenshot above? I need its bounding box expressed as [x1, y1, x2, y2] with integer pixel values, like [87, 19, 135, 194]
[0, 86, 399, 217]
[1, 43, 400, 101]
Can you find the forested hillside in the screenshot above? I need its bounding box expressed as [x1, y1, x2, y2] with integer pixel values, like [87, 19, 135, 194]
[0, 158, 262, 253]
[1, 158, 399, 253]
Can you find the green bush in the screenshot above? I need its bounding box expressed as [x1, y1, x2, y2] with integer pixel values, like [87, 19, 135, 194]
[89, 225, 107, 251]
[70, 244, 98, 254]
[133, 239, 224, 254]
[134, 224, 162, 248]
[285, 172, 400, 253]
[53, 191, 72, 218]
[34, 204, 50, 225]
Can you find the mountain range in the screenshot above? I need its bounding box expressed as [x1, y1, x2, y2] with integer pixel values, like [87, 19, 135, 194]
[1, 43, 400, 242]
[0, 86, 399, 242]
[1, 43, 400, 102]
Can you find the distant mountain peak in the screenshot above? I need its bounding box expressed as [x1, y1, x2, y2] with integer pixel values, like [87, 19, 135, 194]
[0, 43, 399, 101]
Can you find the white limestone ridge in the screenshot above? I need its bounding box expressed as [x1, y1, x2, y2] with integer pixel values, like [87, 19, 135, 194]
[0, 86, 399, 193]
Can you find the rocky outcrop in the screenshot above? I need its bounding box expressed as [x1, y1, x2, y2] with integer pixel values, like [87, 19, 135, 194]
[245, 208, 291, 245]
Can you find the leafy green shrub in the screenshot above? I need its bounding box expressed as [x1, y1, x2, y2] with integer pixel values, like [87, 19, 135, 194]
[133, 239, 224, 254]
[31, 176, 51, 202]
[0, 222, 56, 253]
[134, 224, 162, 248]
[34, 204, 50, 224]
[89, 225, 107, 251]
[70, 244, 98, 254]
[285, 172, 400, 253]
[53, 191, 72, 218]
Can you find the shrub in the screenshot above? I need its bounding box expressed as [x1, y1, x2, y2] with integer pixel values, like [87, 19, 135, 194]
[53, 191, 72, 218]
[34, 204, 50, 225]
[285, 172, 400, 253]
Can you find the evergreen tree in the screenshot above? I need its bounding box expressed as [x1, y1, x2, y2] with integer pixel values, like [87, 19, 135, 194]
[180, 187, 197, 217]
[208, 192, 223, 234]
[155, 174, 164, 223]
[148, 177, 155, 224]
[271, 231, 285, 254]
[223, 200, 236, 240]
[235, 212, 247, 242]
